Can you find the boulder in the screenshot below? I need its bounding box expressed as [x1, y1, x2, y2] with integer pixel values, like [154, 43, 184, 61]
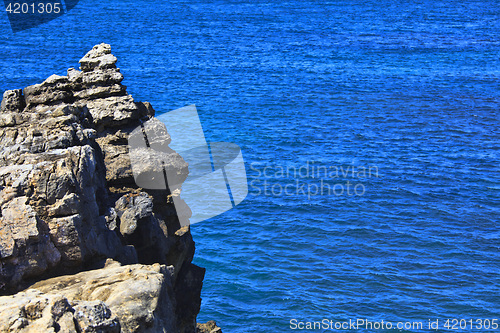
[79, 43, 118, 72]
[197, 321, 223, 333]
[1, 89, 25, 113]
[0, 263, 179, 332]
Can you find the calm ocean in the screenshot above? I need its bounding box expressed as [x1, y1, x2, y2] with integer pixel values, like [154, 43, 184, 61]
[1, 1, 499, 332]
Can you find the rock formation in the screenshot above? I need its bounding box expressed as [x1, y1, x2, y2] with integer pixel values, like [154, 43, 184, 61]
[0, 44, 220, 333]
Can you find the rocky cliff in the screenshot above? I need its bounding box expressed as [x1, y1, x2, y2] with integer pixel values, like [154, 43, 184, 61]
[0, 44, 220, 333]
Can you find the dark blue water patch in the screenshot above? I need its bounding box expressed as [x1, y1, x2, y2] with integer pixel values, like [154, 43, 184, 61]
[1, 0, 500, 332]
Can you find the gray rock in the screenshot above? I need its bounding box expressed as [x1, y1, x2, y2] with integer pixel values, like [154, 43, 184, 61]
[0, 43, 211, 333]
[23, 74, 72, 106]
[47, 193, 80, 217]
[79, 44, 118, 72]
[197, 321, 223, 333]
[73, 301, 120, 333]
[69, 68, 124, 86]
[73, 84, 126, 100]
[115, 193, 153, 236]
[27, 263, 178, 332]
[1, 196, 39, 242]
[47, 214, 83, 264]
[1, 89, 25, 113]
[83, 95, 140, 127]
[0, 290, 76, 332]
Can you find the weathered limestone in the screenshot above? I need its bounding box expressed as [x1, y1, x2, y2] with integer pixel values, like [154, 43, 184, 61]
[0, 43, 216, 333]
[0, 262, 176, 332]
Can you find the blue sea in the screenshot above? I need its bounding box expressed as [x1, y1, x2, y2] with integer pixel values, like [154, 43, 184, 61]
[1, 1, 499, 332]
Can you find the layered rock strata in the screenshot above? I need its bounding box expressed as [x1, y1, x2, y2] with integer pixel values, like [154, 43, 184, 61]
[0, 44, 216, 333]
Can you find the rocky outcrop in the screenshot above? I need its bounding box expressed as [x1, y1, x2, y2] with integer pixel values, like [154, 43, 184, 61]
[196, 321, 222, 333]
[0, 44, 218, 332]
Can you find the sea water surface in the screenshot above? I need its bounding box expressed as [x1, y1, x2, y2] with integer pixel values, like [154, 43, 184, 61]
[0, 1, 499, 332]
